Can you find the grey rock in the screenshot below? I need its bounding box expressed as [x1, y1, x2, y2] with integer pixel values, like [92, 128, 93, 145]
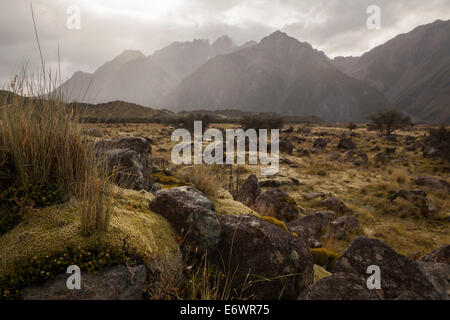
[332, 237, 446, 300]
[420, 245, 450, 265]
[215, 214, 314, 299]
[95, 136, 153, 191]
[288, 211, 336, 241]
[319, 197, 348, 214]
[255, 188, 301, 222]
[24, 265, 147, 300]
[236, 174, 260, 207]
[303, 273, 381, 300]
[413, 176, 450, 192]
[330, 215, 362, 240]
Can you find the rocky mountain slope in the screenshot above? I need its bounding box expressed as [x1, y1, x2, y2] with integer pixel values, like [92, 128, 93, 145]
[160, 31, 392, 122]
[57, 36, 240, 106]
[333, 19, 450, 124]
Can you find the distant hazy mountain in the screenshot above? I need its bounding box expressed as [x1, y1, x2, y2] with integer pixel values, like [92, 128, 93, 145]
[57, 36, 240, 106]
[333, 19, 450, 124]
[160, 31, 391, 122]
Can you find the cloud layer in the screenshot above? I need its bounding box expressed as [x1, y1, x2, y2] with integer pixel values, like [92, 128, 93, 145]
[1, 0, 449, 84]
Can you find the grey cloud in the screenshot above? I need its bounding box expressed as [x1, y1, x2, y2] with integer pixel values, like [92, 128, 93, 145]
[0, 0, 449, 84]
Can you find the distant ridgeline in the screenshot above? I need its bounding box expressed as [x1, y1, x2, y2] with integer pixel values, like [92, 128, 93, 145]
[0, 91, 325, 124]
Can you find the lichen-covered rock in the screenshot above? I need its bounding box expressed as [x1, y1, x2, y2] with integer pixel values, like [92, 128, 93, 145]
[23, 265, 147, 300]
[330, 215, 362, 240]
[149, 186, 220, 256]
[95, 136, 153, 191]
[287, 211, 336, 241]
[255, 188, 301, 223]
[236, 174, 260, 207]
[303, 273, 381, 300]
[420, 245, 450, 265]
[331, 237, 446, 300]
[214, 215, 313, 299]
[150, 186, 214, 232]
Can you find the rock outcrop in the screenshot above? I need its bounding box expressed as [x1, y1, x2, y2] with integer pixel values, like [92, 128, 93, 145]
[95, 136, 153, 191]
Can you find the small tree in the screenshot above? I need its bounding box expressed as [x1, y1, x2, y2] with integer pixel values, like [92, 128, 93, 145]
[367, 109, 412, 136]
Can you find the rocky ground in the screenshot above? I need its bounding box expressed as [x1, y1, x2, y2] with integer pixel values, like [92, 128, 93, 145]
[1, 122, 448, 300]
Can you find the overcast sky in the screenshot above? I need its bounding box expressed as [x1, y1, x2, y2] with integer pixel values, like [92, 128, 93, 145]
[1, 0, 449, 85]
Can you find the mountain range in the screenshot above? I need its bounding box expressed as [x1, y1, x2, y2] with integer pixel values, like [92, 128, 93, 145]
[333, 19, 450, 124]
[57, 19, 450, 123]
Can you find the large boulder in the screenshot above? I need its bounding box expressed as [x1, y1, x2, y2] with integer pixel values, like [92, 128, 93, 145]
[95, 136, 153, 191]
[236, 174, 260, 207]
[215, 215, 313, 299]
[420, 245, 450, 265]
[23, 265, 147, 300]
[302, 273, 381, 300]
[287, 211, 336, 241]
[254, 189, 301, 223]
[331, 237, 446, 300]
[149, 186, 221, 255]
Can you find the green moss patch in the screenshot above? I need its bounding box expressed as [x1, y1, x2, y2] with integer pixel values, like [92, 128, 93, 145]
[0, 189, 180, 299]
[310, 248, 340, 271]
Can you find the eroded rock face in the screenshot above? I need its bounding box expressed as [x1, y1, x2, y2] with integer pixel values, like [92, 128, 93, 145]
[287, 211, 336, 241]
[215, 215, 313, 299]
[149, 186, 220, 255]
[23, 265, 147, 300]
[420, 245, 450, 265]
[255, 188, 301, 222]
[302, 273, 381, 300]
[95, 136, 152, 191]
[331, 237, 445, 300]
[236, 174, 260, 207]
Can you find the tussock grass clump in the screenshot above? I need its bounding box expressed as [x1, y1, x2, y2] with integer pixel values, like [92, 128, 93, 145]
[0, 73, 111, 235]
[177, 165, 225, 198]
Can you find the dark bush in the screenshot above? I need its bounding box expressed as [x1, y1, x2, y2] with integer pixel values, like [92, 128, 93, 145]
[177, 114, 215, 134]
[239, 114, 284, 131]
[367, 110, 412, 136]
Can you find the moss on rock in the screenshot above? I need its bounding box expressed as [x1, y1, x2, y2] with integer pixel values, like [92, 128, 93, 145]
[212, 189, 260, 217]
[261, 216, 288, 231]
[0, 188, 181, 299]
[313, 264, 332, 282]
[310, 248, 340, 271]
